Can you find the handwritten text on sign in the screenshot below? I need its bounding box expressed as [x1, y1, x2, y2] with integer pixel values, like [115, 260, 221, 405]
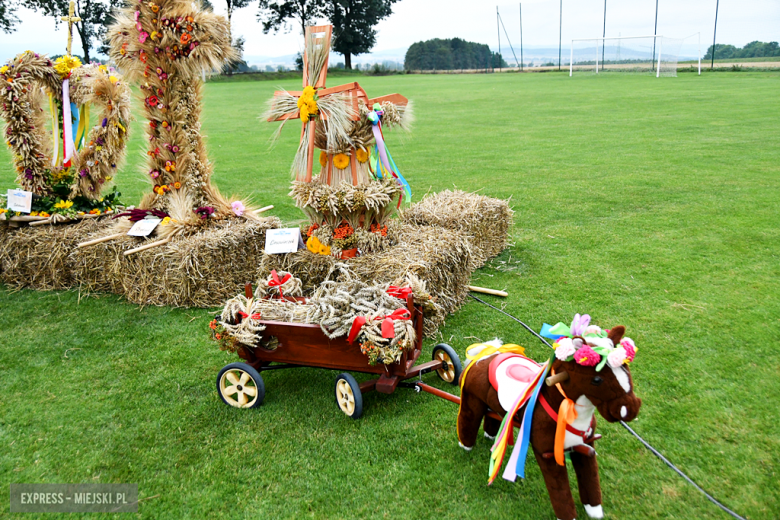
[265, 228, 302, 254]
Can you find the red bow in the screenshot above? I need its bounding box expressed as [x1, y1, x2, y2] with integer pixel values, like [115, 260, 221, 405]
[238, 311, 262, 320]
[267, 270, 292, 298]
[386, 286, 413, 300]
[347, 308, 411, 344]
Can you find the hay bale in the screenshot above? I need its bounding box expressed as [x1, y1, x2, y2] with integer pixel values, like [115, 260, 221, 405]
[69, 229, 148, 295]
[0, 219, 113, 290]
[402, 190, 513, 268]
[117, 217, 281, 308]
[261, 223, 475, 336]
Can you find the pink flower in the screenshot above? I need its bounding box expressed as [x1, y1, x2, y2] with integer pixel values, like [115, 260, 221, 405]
[231, 200, 245, 217]
[585, 325, 603, 336]
[621, 338, 637, 362]
[607, 347, 627, 368]
[139, 31, 149, 43]
[554, 337, 576, 361]
[574, 345, 600, 367]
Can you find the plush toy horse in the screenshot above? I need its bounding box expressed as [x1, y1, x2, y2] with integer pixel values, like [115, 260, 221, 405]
[457, 317, 642, 520]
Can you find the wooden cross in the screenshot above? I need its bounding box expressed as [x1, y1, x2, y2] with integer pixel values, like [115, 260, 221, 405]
[268, 25, 407, 185]
[61, 1, 82, 56]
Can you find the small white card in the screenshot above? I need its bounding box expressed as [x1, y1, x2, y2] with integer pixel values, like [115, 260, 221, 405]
[7, 189, 32, 213]
[265, 228, 302, 254]
[127, 218, 161, 237]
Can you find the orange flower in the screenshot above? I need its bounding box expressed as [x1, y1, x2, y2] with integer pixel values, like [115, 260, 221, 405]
[180, 33, 192, 45]
[209, 320, 217, 330]
[173, 181, 181, 189]
[215, 333, 222, 340]
[356, 148, 369, 163]
[319, 150, 328, 168]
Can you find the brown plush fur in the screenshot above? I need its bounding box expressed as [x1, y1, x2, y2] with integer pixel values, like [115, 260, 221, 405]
[458, 326, 642, 520]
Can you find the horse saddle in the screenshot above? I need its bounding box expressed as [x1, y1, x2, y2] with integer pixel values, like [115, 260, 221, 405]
[489, 353, 544, 412]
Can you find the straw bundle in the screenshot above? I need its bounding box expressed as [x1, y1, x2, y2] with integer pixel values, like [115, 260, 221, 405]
[0, 219, 113, 290]
[402, 190, 513, 268]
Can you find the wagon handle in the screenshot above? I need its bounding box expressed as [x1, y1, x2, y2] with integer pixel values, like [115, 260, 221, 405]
[245, 283, 253, 298]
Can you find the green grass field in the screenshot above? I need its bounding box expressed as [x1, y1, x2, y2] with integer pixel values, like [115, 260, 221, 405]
[1, 71, 779, 519]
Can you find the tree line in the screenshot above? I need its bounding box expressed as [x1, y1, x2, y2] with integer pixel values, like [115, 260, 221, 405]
[404, 38, 508, 71]
[0, 0, 397, 70]
[704, 41, 780, 60]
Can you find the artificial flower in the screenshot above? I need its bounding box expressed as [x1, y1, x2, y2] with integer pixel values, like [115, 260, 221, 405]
[231, 200, 245, 217]
[573, 345, 600, 367]
[356, 148, 368, 163]
[607, 347, 627, 368]
[554, 337, 576, 361]
[296, 85, 318, 123]
[53, 55, 82, 78]
[333, 153, 349, 170]
[54, 200, 73, 210]
[585, 325, 603, 336]
[621, 338, 637, 362]
[319, 151, 328, 168]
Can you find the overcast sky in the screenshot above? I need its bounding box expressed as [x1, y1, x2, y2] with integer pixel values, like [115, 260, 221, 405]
[0, 0, 777, 61]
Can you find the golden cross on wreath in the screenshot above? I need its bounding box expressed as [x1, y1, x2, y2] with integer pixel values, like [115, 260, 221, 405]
[61, 1, 82, 56]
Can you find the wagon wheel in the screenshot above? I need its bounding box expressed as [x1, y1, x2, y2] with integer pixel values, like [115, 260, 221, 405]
[432, 344, 463, 385]
[334, 373, 363, 419]
[216, 363, 265, 409]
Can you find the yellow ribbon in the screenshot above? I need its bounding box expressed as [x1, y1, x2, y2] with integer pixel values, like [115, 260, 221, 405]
[75, 103, 89, 150]
[457, 342, 526, 445]
[552, 370, 578, 466]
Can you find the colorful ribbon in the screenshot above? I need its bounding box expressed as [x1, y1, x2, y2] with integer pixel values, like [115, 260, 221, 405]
[368, 104, 412, 203]
[540, 313, 591, 340]
[61, 78, 75, 166]
[552, 373, 578, 466]
[347, 308, 411, 344]
[267, 270, 292, 298]
[238, 311, 262, 320]
[488, 357, 550, 485]
[386, 286, 413, 300]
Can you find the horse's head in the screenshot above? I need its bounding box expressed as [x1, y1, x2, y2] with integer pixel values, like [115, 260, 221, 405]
[548, 325, 642, 423]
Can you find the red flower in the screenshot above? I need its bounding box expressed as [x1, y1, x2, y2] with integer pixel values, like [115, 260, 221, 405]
[146, 95, 159, 107]
[180, 33, 192, 45]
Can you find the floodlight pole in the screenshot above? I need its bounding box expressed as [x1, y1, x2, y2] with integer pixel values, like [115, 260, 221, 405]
[497, 6, 501, 72]
[711, 0, 720, 70]
[651, 0, 659, 67]
[558, 0, 563, 71]
[601, 0, 607, 72]
[519, 3, 524, 71]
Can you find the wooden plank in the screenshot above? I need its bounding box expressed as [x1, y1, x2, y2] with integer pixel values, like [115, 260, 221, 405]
[375, 373, 399, 394]
[468, 285, 508, 297]
[123, 236, 170, 256]
[305, 120, 316, 182]
[77, 232, 125, 248]
[367, 93, 409, 107]
[350, 152, 358, 186]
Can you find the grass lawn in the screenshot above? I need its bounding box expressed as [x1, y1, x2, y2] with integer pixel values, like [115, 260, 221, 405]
[1, 70, 779, 519]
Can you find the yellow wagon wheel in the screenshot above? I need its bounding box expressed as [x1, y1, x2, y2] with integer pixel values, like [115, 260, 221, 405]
[216, 363, 265, 409]
[334, 373, 363, 419]
[433, 343, 463, 385]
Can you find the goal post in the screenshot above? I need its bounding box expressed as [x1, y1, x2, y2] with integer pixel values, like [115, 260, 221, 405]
[569, 35, 690, 77]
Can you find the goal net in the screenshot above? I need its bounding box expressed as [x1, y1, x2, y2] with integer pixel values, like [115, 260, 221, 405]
[569, 35, 685, 77]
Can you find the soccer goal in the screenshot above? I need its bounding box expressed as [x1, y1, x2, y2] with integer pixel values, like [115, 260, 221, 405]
[569, 35, 699, 77]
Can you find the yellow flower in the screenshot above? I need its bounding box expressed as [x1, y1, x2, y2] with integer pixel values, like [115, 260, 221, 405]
[306, 235, 320, 254]
[356, 148, 368, 163]
[297, 86, 319, 123]
[319, 151, 328, 168]
[99, 65, 108, 73]
[53, 55, 82, 78]
[333, 153, 349, 170]
[160, 216, 171, 226]
[0, 208, 6, 214]
[39, 212, 50, 217]
[30, 211, 39, 216]
[54, 200, 74, 210]
[0, 65, 8, 75]
[109, 75, 118, 84]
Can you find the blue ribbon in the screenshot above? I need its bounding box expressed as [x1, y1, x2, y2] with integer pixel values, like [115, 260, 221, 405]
[514, 355, 553, 478]
[368, 105, 412, 202]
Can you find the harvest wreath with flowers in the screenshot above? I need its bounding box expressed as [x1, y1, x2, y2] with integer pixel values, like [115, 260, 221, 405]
[542, 313, 638, 370]
[0, 51, 131, 223]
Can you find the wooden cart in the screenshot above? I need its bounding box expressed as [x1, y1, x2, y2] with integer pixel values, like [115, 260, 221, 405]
[215, 293, 462, 418]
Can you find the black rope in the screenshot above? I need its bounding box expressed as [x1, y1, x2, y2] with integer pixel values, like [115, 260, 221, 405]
[467, 291, 748, 520]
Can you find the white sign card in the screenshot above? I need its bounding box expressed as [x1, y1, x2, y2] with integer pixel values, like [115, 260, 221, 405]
[265, 228, 302, 254]
[7, 189, 32, 213]
[127, 218, 161, 237]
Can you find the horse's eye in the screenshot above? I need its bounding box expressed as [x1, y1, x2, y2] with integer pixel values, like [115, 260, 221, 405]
[591, 376, 604, 386]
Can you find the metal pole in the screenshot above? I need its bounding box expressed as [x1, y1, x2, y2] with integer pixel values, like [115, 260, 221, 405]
[596, 40, 599, 73]
[601, 0, 607, 71]
[519, 3, 523, 71]
[558, 0, 562, 70]
[711, 0, 719, 70]
[698, 32, 701, 75]
[651, 0, 659, 68]
[569, 42, 573, 76]
[497, 6, 501, 72]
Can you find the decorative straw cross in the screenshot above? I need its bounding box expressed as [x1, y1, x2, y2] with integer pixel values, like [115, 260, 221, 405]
[61, 1, 82, 56]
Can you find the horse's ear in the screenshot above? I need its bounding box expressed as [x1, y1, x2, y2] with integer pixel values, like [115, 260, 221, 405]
[608, 325, 625, 345]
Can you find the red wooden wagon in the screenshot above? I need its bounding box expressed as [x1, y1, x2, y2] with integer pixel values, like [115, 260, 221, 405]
[215, 292, 462, 419]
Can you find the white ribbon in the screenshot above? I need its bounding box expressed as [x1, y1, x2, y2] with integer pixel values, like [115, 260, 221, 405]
[62, 79, 75, 163]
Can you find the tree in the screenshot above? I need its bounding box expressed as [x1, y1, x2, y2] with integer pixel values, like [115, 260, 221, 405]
[325, 0, 397, 70]
[404, 38, 507, 71]
[223, 0, 252, 75]
[23, 0, 112, 63]
[256, 0, 324, 37]
[1, 0, 20, 33]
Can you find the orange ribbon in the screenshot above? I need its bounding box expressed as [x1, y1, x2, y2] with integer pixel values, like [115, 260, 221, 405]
[553, 370, 578, 466]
